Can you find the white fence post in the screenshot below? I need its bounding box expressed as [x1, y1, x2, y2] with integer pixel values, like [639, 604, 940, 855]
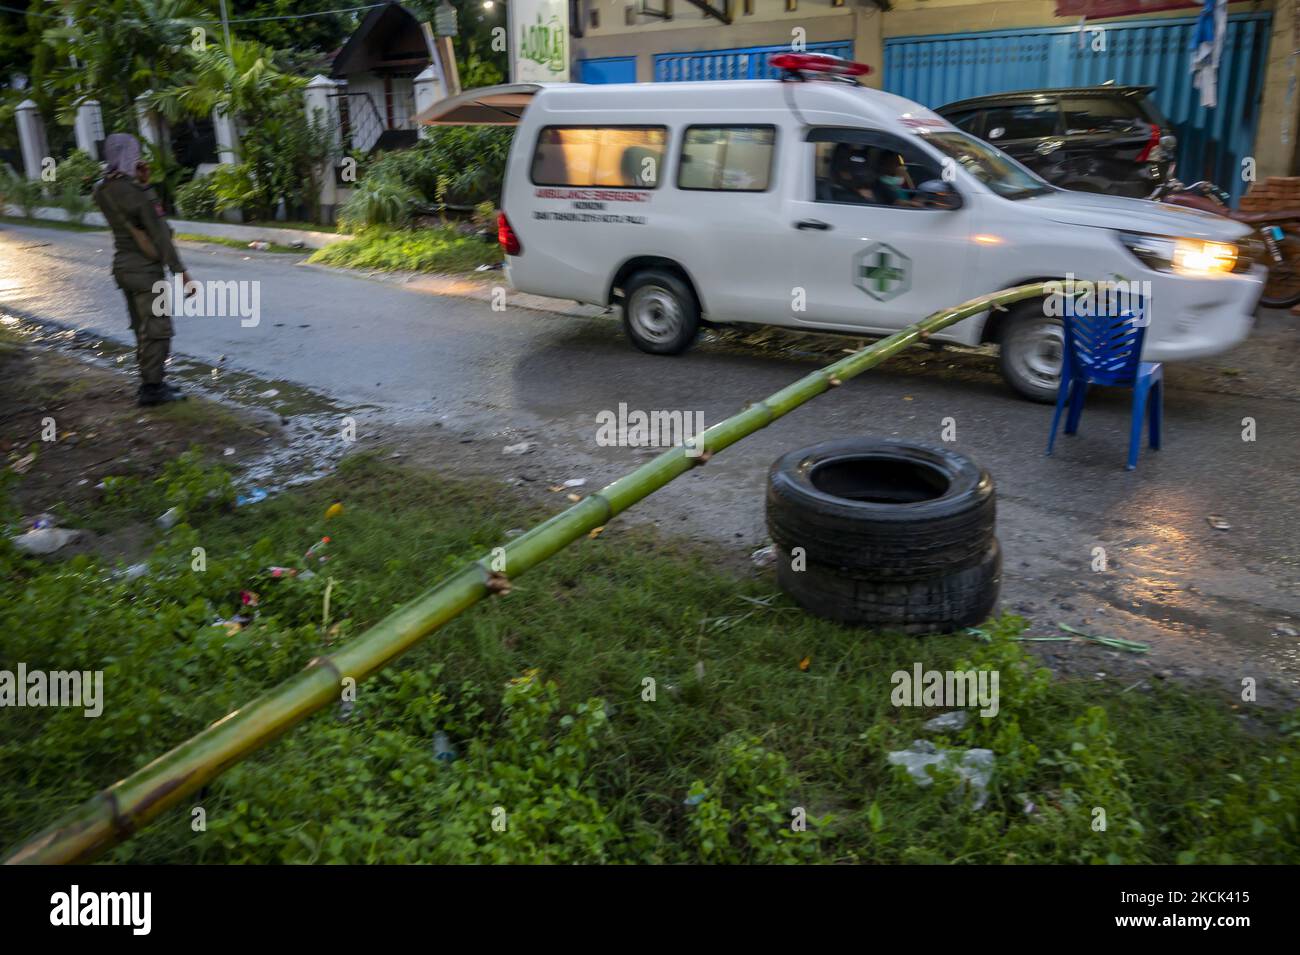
[213, 105, 240, 166]
[412, 65, 446, 142]
[135, 92, 164, 149]
[304, 75, 342, 223]
[73, 98, 105, 159]
[15, 99, 49, 181]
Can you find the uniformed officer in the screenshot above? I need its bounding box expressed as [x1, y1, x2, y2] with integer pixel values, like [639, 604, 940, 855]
[93, 132, 194, 406]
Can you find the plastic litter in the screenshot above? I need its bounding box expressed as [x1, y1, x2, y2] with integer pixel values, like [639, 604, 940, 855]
[750, 544, 776, 567]
[325, 501, 343, 520]
[433, 731, 457, 764]
[235, 487, 269, 507]
[156, 507, 182, 530]
[502, 441, 537, 455]
[1206, 514, 1231, 531]
[12, 526, 81, 555]
[248, 240, 271, 251]
[11, 452, 36, 474]
[1057, 622, 1149, 653]
[922, 710, 969, 732]
[886, 740, 995, 809]
[305, 537, 331, 563]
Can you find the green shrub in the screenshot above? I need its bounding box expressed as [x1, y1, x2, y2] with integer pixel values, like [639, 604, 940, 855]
[58, 182, 94, 225]
[210, 162, 258, 215]
[176, 174, 219, 220]
[337, 175, 419, 231]
[53, 149, 102, 196]
[2, 171, 45, 218]
[307, 226, 498, 273]
[364, 128, 512, 207]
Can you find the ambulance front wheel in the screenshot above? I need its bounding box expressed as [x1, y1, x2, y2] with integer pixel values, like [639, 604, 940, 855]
[998, 307, 1064, 404]
[621, 270, 700, 356]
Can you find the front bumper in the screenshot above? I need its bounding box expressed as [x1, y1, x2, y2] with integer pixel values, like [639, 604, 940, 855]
[1141, 265, 1264, 362]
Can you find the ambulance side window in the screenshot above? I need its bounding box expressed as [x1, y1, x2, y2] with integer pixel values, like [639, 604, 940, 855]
[810, 128, 942, 209]
[531, 126, 667, 188]
[677, 126, 776, 192]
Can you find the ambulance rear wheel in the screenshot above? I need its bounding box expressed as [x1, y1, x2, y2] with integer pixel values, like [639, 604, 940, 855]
[622, 270, 699, 355]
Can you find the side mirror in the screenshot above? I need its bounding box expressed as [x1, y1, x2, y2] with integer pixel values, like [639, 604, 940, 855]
[916, 179, 963, 210]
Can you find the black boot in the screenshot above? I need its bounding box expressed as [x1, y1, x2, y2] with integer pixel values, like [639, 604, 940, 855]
[138, 383, 185, 406]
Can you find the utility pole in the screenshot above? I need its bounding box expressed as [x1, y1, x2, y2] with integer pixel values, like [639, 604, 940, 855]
[218, 0, 232, 47]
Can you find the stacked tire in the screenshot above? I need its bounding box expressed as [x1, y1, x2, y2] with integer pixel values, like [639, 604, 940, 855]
[766, 438, 1000, 635]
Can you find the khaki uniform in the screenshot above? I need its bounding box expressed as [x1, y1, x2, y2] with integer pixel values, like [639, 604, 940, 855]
[92, 174, 186, 387]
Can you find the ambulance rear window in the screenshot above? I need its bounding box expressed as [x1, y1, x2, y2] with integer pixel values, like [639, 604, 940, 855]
[531, 126, 667, 189]
[678, 126, 776, 192]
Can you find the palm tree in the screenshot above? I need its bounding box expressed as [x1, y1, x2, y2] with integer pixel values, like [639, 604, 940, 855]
[39, 0, 207, 131]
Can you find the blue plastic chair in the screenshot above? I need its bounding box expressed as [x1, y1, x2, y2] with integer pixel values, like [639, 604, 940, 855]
[1045, 303, 1163, 470]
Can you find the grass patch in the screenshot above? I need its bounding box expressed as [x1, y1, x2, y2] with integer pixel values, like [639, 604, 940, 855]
[175, 233, 303, 254]
[1, 453, 1297, 864]
[175, 217, 340, 234]
[0, 214, 104, 233]
[306, 225, 499, 274]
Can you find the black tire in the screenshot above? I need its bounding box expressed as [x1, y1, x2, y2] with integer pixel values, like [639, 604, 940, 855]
[775, 540, 1001, 634]
[1259, 231, 1300, 309]
[620, 269, 700, 355]
[997, 302, 1062, 403]
[766, 438, 995, 579]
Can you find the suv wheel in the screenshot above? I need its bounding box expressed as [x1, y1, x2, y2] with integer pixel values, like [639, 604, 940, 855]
[621, 270, 700, 355]
[998, 305, 1063, 403]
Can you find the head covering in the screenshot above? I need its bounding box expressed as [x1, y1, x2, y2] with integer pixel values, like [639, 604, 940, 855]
[103, 132, 142, 177]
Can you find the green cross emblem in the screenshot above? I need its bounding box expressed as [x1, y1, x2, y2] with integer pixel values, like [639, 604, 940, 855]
[854, 242, 911, 301]
[863, 251, 904, 292]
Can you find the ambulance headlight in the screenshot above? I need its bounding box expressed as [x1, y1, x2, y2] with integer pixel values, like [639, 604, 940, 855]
[1120, 233, 1238, 275]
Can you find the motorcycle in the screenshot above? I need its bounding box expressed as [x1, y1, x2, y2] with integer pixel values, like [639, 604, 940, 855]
[1148, 178, 1300, 309]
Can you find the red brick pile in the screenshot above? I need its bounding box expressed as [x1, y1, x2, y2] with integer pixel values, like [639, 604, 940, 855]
[1239, 176, 1300, 213]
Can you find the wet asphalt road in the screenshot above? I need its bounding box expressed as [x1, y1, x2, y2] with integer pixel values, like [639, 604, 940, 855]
[1, 222, 1297, 697]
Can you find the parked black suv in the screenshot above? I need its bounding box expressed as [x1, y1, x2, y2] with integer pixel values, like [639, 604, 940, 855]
[936, 86, 1176, 199]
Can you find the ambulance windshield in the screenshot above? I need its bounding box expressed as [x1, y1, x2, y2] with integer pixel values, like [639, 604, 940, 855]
[915, 129, 1054, 200]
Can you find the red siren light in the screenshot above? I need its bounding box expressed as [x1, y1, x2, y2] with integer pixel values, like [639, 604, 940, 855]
[770, 53, 873, 79]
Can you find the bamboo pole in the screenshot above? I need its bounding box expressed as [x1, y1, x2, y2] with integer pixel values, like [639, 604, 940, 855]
[5, 282, 1058, 864]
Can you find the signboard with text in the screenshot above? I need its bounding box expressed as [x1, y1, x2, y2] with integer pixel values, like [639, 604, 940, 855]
[510, 0, 571, 83]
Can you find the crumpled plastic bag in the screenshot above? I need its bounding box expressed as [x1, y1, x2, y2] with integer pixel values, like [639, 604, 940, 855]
[887, 739, 995, 809]
[12, 527, 81, 555]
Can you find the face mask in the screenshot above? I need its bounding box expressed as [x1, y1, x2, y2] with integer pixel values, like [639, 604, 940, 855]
[880, 175, 904, 188]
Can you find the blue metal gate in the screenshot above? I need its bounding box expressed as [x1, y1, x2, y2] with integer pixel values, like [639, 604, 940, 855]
[883, 13, 1272, 200]
[655, 40, 854, 83]
[579, 56, 638, 84]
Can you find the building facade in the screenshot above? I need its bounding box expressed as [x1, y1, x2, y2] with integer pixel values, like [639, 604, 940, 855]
[568, 0, 1298, 185]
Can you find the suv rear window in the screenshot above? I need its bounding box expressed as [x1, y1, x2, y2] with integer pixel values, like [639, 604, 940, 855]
[1061, 97, 1147, 135]
[531, 126, 667, 188]
[984, 103, 1059, 142]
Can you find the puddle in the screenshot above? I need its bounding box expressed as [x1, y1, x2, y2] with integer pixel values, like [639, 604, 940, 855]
[2, 310, 378, 498]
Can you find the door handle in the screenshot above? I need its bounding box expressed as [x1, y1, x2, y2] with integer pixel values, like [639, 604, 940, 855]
[795, 219, 832, 231]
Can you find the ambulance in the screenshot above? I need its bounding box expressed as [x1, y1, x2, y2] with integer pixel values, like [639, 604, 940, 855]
[419, 54, 1264, 401]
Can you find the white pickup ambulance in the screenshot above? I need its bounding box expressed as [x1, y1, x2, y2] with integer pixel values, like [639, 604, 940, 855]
[420, 56, 1264, 401]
